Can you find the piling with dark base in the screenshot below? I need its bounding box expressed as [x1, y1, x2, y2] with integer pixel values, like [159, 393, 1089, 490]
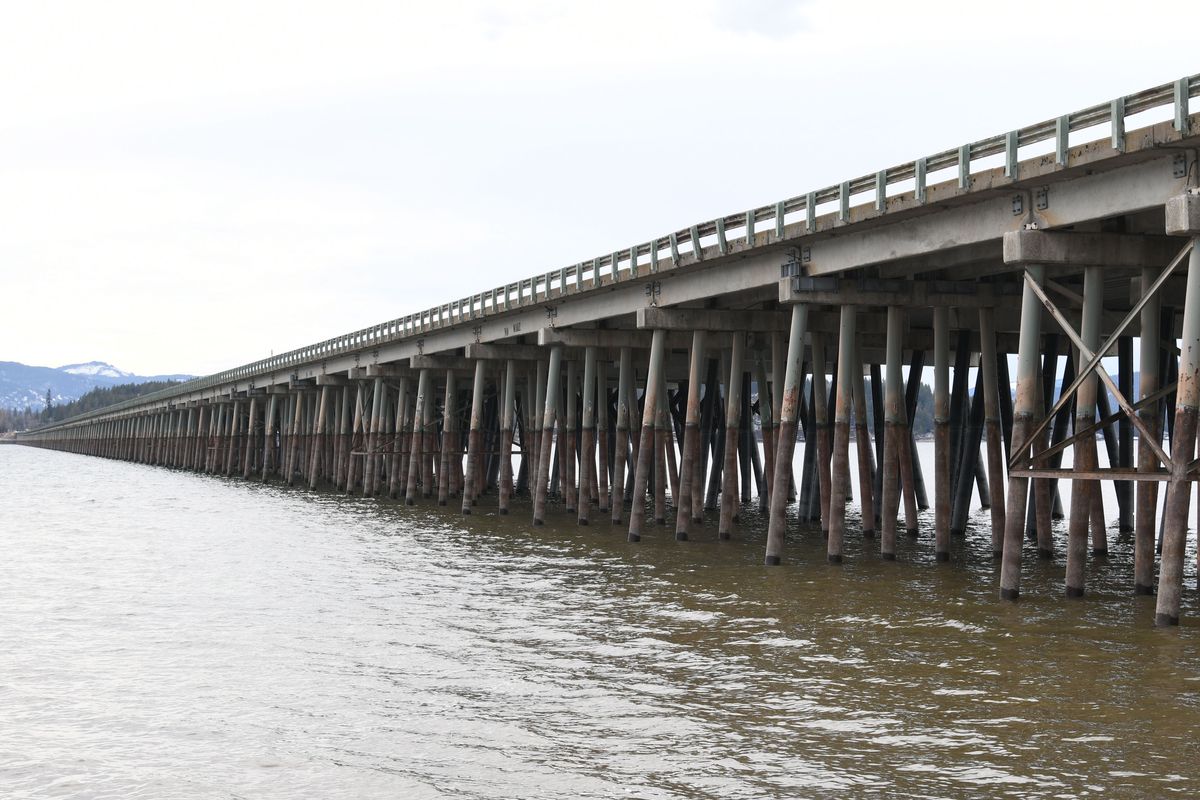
[1001, 265, 1046, 601]
[765, 304, 808, 565]
[1065, 266, 1102, 597]
[718, 333, 745, 540]
[811, 332, 831, 535]
[827, 306, 855, 563]
[979, 307, 1006, 556]
[578, 347, 597, 525]
[1156, 209, 1200, 625]
[532, 347, 563, 526]
[933, 307, 951, 561]
[676, 331, 706, 540]
[880, 307, 905, 560]
[612, 348, 632, 526]
[629, 331, 666, 542]
[1135, 266, 1162, 595]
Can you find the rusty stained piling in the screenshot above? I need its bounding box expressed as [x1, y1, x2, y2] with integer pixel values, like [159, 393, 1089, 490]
[389, 377, 411, 498]
[676, 331, 707, 540]
[596, 358, 610, 513]
[533, 347, 563, 526]
[695, 357, 719, 523]
[461, 360, 486, 513]
[309, 386, 331, 490]
[827, 305, 855, 563]
[1157, 203, 1200, 627]
[331, 387, 347, 488]
[810, 331, 832, 534]
[1066, 266, 1104, 598]
[771, 331, 791, 501]
[851, 337, 876, 539]
[718, 333, 745, 539]
[1032, 367, 1056, 557]
[628, 330, 666, 542]
[346, 385, 366, 494]
[420, 379, 437, 498]
[364, 378, 384, 496]
[243, 398, 258, 479]
[611, 347, 633, 525]
[564, 359, 579, 515]
[881, 307, 905, 560]
[532, 360, 547, 494]
[755, 351, 775, 511]
[764, 304, 809, 565]
[979, 307, 1006, 556]
[405, 369, 430, 505]
[260, 397, 277, 482]
[933, 307, 951, 560]
[498, 360, 517, 515]
[578, 347, 598, 525]
[654, 372, 670, 525]
[437, 371, 457, 506]
[1135, 265, 1162, 595]
[1001, 264, 1046, 601]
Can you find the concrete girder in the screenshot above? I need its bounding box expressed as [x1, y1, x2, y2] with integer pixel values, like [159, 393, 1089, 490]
[1003, 230, 1187, 268]
[636, 307, 790, 332]
[536, 327, 692, 350]
[778, 277, 1020, 308]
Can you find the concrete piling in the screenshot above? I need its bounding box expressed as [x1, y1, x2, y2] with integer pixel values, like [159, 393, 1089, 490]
[578, 347, 597, 525]
[881, 308, 904, 560]
[933, 307, 951, 560]
[810, 331, 831, 535]
[827, 305, 855, 563]
[628, 330, 666, 542]
[851, 337, 875, 539]
[533, 347, 563, 526]
[718, 333, 745, 539]
[1001, 265, 1046, 601]
[1156, 205, 1200, 626]
[765, 304, 808, 565]
[612, 347, 632, 525]
[979, 307, 1006, 556]
[462, 361, 485, 512]
[1135, 266, 1162, 595]
[1066, 267, 1103, 598]
[676, 331, 706, 540]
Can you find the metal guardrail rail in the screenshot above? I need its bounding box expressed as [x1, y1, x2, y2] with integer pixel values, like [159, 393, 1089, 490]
[33, 74, 1200, 429]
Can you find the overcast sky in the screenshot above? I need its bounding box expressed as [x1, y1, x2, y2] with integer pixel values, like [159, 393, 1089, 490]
[1, 1, 1194, 376]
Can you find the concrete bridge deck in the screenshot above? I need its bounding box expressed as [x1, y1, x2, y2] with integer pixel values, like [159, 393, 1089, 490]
[18, 74, 1200, 626]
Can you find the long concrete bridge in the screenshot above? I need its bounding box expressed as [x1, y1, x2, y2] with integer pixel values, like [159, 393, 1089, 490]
[18, 75, 1200, 626]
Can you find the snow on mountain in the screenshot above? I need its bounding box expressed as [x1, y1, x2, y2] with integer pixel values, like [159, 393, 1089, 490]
[0, 360, 196, 411]
[59, 361, 135, 379]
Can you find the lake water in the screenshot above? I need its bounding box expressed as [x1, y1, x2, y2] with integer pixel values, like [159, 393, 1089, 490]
[1, 444, 1198, 799]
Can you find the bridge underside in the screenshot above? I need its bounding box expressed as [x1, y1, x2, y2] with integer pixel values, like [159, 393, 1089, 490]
[18, 84, 1200, 626]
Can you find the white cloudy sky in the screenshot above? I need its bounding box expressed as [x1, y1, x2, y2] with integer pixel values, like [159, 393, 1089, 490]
[1, 0, 1194, 376]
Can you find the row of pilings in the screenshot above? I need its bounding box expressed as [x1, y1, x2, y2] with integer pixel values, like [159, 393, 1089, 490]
[18, 200, 1200, 626]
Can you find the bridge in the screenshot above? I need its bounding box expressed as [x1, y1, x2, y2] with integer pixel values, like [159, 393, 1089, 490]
[17, 74, 1200, 626]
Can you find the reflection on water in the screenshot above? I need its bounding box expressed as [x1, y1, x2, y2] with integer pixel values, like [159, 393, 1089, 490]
[1, 445, 1197, 799]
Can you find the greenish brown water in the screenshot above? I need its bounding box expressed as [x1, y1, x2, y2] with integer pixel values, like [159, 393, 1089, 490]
[1, 444, 1198, 799]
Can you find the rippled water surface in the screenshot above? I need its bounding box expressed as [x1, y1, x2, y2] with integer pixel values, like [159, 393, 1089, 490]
[2, 445, 1199, 799]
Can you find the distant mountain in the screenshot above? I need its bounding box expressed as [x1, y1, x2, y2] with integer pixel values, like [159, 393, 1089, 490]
[0, 360, 195, 411]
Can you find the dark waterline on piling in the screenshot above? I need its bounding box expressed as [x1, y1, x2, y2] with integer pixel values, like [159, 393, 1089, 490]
[3, 444, 1199, 799]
